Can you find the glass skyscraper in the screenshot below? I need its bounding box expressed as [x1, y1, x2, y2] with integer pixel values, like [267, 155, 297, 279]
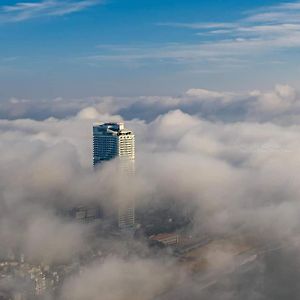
[93, 122, 135, 229]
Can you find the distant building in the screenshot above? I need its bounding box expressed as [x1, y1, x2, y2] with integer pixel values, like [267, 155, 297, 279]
[71, 206, 101, 223]
[149, 233, 180, 246]
[93, 122, 135, 229]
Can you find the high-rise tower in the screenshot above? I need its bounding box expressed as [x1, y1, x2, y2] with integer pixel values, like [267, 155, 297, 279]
[93, 122, 135, 229]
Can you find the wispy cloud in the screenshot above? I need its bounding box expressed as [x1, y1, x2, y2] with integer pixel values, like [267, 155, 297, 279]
[157, 22, 237, 30]
[158, 0, 300, 45]
[85, 1, 300, 68]
[0, 0, 102, 22]
[245, 1, 300, 22]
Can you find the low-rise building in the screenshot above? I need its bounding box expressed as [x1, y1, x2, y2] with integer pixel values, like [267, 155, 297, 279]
[149, 233, 180, 246]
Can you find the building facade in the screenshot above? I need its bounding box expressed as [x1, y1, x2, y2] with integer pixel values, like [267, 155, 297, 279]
[93, 122, 135, 229]
[149, 233, 180, 246]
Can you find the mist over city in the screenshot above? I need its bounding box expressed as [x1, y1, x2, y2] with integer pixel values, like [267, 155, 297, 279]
[1, 1, 300, 299]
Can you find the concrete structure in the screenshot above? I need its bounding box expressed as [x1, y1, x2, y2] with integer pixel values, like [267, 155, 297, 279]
[149, 233, 180, 246]
[93, 122, 135, 229]
[71, 206, 100, 223]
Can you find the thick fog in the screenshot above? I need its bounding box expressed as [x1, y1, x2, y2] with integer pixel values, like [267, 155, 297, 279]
[1, 85, 300, 299]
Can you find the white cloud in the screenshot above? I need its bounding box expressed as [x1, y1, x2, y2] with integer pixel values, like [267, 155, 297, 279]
[0, 0, 101, 22]
[186, 88, 226, 99]
[2, 85, 300, 124]
[157, 22, 237, 30]
[85, 1, 300, 66]
[61, 258, 177, 300]
[3, 88, 300, 297]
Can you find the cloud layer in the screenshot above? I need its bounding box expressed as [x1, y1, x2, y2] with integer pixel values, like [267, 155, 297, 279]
[1, 85, 300, 298]
[2, 85, 300, 124]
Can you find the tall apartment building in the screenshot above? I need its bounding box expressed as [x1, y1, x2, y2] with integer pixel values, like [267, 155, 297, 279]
[93, 122, 135, 229]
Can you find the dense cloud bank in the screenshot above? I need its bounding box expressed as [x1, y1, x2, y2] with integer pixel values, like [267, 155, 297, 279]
[1, 85, 300, 299]
[1, 85, 300, 124]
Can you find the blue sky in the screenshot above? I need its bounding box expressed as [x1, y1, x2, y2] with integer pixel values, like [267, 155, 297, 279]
[0, 0, 300, 99]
